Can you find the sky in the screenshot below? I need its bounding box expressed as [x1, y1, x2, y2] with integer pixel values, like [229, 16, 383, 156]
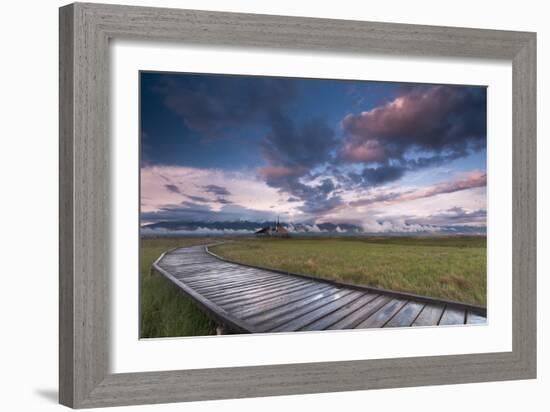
[140, 71, 487, 233]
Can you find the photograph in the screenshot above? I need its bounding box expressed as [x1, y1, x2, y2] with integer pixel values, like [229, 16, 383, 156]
[139, 71, 488, 338]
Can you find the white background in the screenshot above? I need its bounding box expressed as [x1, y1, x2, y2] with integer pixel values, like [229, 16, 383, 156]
[0, 0, 547, 411]
[112, 42, 512, 373]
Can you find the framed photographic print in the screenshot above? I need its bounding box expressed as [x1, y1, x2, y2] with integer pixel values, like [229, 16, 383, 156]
[140, 71, 488, 337]
[59, 2, 536, 408]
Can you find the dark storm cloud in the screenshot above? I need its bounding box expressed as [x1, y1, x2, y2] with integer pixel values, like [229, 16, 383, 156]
[153, 75, 297, 136]
[141, 202, 273, 223]
[185, 194, 210, 203]
[358, 164, 406, 186]
[185, 193, 232, 205]
[257, 113, 342, 215]
[290, 179, 343, 215]
[345, 150, 473, 189]
[203, 184, 231, 196]
[164, 184, 181, 194]
[261, 113, 338, 169]
[259, 169, 343, 215]
[144, 201, 214, 222]
[179, 200, 202, 208]
[259, 169, 344, 216]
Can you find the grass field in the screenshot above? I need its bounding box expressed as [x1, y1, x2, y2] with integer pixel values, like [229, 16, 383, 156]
[140, 235, 486, 338]
[140, 237, 217, 338]
[211, 236, 486, 306]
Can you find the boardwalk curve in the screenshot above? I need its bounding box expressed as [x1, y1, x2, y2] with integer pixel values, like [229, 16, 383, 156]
[153, 244, 487, 333]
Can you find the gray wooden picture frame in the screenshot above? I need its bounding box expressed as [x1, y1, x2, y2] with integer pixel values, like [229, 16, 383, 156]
[59, 2, 536, 408]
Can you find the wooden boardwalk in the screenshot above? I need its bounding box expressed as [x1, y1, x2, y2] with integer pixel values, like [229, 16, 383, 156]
[153, 245, 487, 333]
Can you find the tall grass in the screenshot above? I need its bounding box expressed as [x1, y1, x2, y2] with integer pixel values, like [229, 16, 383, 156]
[139, 237, 217, 338]
[211, 236, 487, 306]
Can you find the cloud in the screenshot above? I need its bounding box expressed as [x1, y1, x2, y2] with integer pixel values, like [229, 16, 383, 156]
[141, 227, 255, 236]
[141, 77, 487, 230]
[258, 165, 306, 179]
[185, 194, 210, 203]
[261, 113, 338, 170]
[150, 74, 297, 137]
[257, 113, 342, 215]
[338, 85, 486, 188]
[357, 164, 407, 187]
[164, 184, 181, 194]
[341, 139, 386, 163]
[405, 207, 486, 227]
[261, 172, 343, 216]
[341, 85, 486, 162]
[350, 171, 487, 207]
[421, 171, 486, 198]
[203, 184, 231, 196]
[363, 217, 437, 233]
[141, 202, 276, 223]
[141, 165, 301, 221]
[150, 73, 344, 217]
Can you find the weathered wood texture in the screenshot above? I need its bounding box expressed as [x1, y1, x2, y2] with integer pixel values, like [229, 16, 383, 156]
[154, 245, 486, 333]
[59, 2, 536, 408]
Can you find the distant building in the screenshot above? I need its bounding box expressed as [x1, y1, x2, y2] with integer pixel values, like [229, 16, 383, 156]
[255, 217, 290, 238]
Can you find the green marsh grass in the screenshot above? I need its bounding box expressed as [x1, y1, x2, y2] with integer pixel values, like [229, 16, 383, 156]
[211, 236, 486, 306]
[139, 237, 217, 338]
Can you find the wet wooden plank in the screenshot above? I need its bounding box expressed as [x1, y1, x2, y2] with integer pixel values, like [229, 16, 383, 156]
[385, 301, 425, 328]
[439, 307, 466, 325]
[181, 272, 272, 287]
[214, 280, 310, 307]
[327, 295, 390, 330]
[200, 277, 302, 301]
[412, 304, 445, 327]
[195, 274, 288, 295]
[269, 291, 364, 332]
[235, 284, 335, 319]
[218, 283, 315, 312]
[252, 289, 354, 332]
[221, 282, 332, 312]
[176, 267, 261, 282]
[160, 259, 234, 269]
[184, 270, 275, 284]
[300, 293, 379, 331]
[190, 276, 281, 293]
[466, 311, 487, 324]
[198, 274, 288, 293]
[356, 298, 407, 328]
[172, 270, 251, 283]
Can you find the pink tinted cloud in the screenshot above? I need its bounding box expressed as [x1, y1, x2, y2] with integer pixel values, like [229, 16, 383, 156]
[421, 171, 486, 198]
[350, 171, 487, 207]
[342, 92, 448, 140]
[341, 140, 385, 163]
[257, 165, 306, 179]
[340, 86, 486, 164]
